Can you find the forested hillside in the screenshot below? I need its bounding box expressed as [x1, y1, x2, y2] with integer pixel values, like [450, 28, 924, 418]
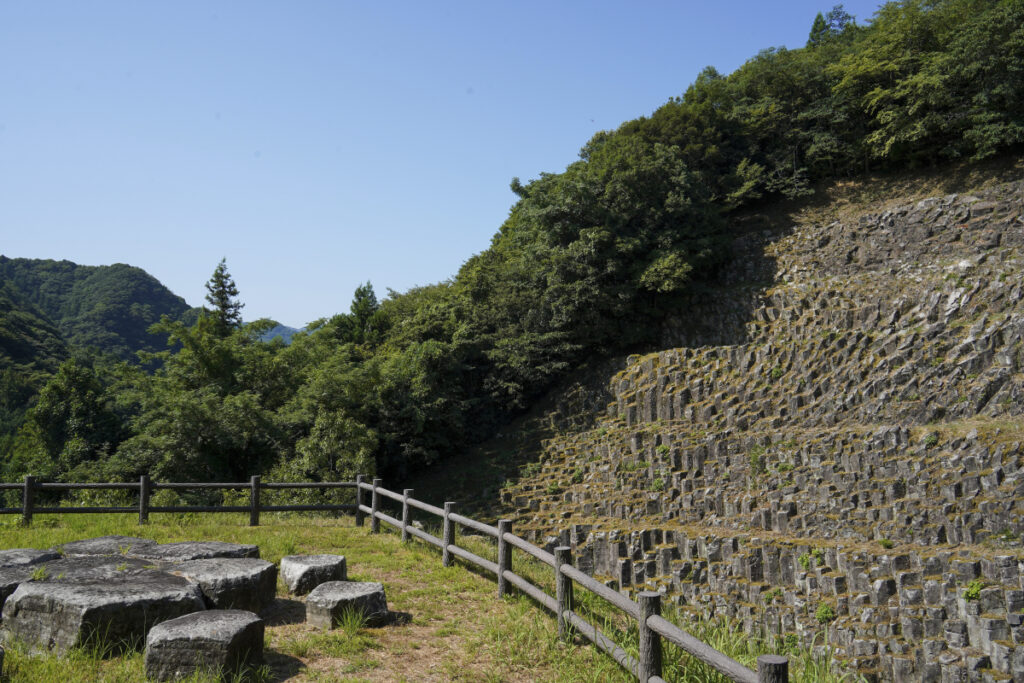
[0, 257, 197, 466]
[3, 0, 1022, 493]
[0, 257, 194, 361]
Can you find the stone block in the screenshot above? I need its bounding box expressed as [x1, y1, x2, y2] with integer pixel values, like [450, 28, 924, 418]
[306, 581, 388, 628]
[172, 558, 277, 612]
[1, 570, 205, 654]
[144, 610, 263, 681]
[133, 541, 260, 563]
[58, 536, 157, 558]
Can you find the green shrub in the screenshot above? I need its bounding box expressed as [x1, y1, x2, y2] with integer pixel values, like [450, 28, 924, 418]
[963, 579, 985, 601]
[815, 602, 835, 623]
[878, 539, 893, 549]
[798, 553, 811, 571]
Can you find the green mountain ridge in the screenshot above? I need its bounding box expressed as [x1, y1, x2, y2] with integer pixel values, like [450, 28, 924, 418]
[0, 256, 195, 362]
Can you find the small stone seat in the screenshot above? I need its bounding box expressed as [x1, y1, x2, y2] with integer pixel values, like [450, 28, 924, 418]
[306, 581, 388, 628]
[144, 610, 264, 682]
[172, 558, 277, 611]
[280, 554, 347, 595]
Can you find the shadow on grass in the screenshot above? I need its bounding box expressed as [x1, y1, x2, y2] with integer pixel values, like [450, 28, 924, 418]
[263, 650, 304, 681]
[261, 597, 306, 626]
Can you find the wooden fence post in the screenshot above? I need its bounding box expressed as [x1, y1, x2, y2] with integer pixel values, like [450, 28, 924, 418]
[555, 546, 574, 642]
[138, 475, 150, 525]
[355, 474, 365, 526]
[638, 591, 662, 682]
[757, 654, 789, 683]
[22, 475, 35, 526]
[442, 502, 456, 567]
[401, 489, 413, 542]
[497, 519, 512, 598]
[249, 475, 260, 527]
[370, 478, 382, 533]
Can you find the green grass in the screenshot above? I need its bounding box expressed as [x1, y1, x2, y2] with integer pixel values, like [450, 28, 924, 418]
[0, 512, 861, 682]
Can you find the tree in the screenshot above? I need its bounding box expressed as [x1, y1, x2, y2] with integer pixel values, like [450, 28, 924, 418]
[204, 258, 243, 337]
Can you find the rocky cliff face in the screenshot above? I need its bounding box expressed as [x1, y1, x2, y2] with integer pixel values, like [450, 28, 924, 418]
[501, 178, 1024, 682]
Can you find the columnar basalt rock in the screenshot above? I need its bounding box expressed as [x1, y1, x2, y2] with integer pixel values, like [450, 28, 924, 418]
[502, 179, 1024, 681]
[144, 610, 264, 681]
[280, 554, 347, 595]
[306, 581, 388, 628]
[171, 558, 277, 612]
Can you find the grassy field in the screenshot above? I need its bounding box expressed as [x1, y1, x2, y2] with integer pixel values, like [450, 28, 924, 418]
[0, 511, 859, 682]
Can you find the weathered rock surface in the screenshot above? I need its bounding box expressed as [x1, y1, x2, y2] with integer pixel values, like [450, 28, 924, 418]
[131, 541, 260, 563]
[306, 581, 388, 628]
[144, 610, 263, 682]
[0, 567, 33, 615]
[57, 535, 157, 558]
[501, 178, 1024, 681]
[280, 554, 347, 595]
[171, 558, 277, 612]
[1, 570, 205, 654]
[0, 549, 60, 567]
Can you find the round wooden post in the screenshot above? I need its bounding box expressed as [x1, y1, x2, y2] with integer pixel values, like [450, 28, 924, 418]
[370, 478, 382, 533]
[138, 475, 150, 525]
[355, 474, 365, 526]
[401, 488, 413, 542]
[555, 546, 574, 642]
[497, 519, 512, 598]
[638, 591, 663, 682]
[757, 654, 789, 683]
[442, 502, 456, 567]
[249, 475, 261, 526]
[22, 475, 35, 526]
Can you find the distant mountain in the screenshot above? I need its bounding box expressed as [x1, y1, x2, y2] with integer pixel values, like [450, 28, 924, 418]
[257, 322, 302, 344]
[0, 256, 193, 361]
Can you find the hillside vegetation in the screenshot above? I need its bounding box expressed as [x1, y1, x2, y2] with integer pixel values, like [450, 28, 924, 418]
[3, 0, 1022, 494]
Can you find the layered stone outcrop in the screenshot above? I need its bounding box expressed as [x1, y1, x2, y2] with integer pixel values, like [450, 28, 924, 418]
[502, 179, 1024, 681]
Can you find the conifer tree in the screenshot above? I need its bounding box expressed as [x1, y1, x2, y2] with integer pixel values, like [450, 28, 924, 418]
[204, 258, 244, 336]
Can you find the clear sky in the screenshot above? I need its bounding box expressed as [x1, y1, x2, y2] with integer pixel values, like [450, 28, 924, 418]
[1, 1, 883, 328]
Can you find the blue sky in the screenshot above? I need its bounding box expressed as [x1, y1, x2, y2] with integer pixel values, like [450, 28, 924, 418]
[1, 1, 883, 328]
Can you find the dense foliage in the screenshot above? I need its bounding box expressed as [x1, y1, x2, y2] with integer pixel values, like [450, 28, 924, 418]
[2, 0, 1021, 489]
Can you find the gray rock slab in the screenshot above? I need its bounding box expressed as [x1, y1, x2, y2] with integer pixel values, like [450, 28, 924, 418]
[171, 558, 277, 612]
[144, 610, 263, 682]
[1, 570, 205, 654]
[132, 541, 260, 563]
[280, 554, 347, 595]
[0, 549, 60, 567]
[0, 567, 33, 616]
[37, 556, 163, 582]
[306, 581, 388, 628]
[57, 535, 158, 558]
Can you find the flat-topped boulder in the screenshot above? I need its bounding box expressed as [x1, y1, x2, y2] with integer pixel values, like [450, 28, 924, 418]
[1, 570, 205, 654]
[57, 535, 157, 558]
[132, 541, 260, 563]
[0, 549, 60, 567]
[171, 558, 277, 612]
[306, 581, 388, 628]
[36, 555, 162, 582]
[280, 554, 347, 595]
[145, 610, 264, 681]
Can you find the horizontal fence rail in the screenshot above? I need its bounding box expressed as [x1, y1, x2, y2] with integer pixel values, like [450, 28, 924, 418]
[4, 475, 356, 526]
[3, 473, 788, 682]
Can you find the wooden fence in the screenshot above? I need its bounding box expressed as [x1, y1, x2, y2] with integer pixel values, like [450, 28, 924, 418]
[2, 473, 788, 683]
[0, 474, 356, 526]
